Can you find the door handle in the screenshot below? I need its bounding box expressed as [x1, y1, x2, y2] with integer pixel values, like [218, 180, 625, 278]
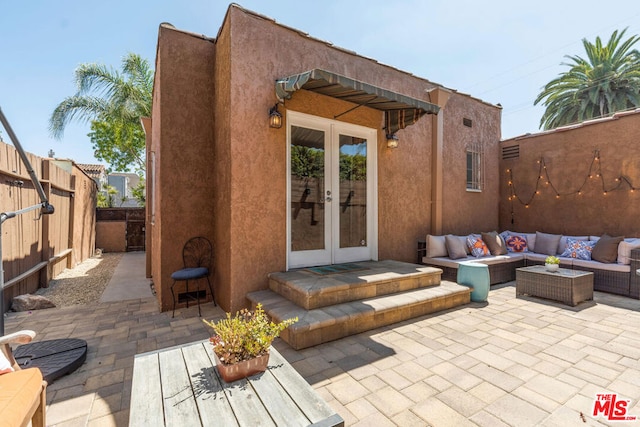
[326, 196, 332, 202]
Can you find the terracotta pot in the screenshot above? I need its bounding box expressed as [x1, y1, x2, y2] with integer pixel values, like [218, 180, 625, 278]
[214, 351, 270, 383]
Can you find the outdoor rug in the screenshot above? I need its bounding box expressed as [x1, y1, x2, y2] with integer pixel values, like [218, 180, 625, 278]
[306, 263, 368, 275]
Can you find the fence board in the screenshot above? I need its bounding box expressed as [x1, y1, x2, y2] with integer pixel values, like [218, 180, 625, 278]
[0, 141, 97, 312]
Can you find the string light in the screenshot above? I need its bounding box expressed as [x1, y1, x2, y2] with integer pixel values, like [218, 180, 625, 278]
[506, 149, 637, 224]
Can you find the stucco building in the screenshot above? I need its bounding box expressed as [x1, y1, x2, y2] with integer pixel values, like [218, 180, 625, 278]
[145, 4, 502, 313]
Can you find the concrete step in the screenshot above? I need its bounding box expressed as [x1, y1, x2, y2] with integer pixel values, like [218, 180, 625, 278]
[268, 260, 443, 310]
[247, 281, 471, 350]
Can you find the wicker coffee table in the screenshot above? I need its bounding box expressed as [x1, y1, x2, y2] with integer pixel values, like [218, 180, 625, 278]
[516, 265, 594, 306]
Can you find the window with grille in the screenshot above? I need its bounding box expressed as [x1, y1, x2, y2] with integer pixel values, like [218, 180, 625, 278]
[466, 142, 483, 191]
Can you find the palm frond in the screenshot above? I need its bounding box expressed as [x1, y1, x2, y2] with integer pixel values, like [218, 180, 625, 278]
[536, 28, 640, 130]
[49, 96, 109, 139]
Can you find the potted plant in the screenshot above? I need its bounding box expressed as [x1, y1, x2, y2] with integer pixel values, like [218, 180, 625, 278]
[203, 303, 297, 382]
[545, 255, 560, 272]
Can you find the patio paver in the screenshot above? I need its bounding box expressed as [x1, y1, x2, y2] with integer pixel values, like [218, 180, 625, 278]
[4, 253, 640, 426]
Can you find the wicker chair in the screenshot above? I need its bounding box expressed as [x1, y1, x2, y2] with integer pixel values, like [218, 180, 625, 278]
[0, 330, 47, 427]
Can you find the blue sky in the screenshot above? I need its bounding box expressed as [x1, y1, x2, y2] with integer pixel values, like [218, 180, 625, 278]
[2, 1, 640, 167]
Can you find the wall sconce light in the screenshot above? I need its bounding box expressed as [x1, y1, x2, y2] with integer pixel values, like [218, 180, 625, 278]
[269, 103, 282, 128]
[386, 133, 399, 149]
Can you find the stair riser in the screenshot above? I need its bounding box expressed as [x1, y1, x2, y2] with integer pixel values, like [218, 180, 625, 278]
[278, 292, 470, 350]
[270, 273, 441, 310]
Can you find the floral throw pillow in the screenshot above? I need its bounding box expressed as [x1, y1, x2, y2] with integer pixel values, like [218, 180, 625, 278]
[560, 238, 596, 260]
[466, 236, 489, 257]
[505, 235, 528, 252]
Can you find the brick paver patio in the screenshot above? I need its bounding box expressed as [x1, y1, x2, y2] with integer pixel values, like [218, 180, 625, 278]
[5, 279, 640, 426]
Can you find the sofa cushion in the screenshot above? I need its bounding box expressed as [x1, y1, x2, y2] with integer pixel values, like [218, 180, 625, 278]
[423, 253, 524, 269]
[592, 234, 624, 263]
[618, 238, 640, 264]
[557, 235, 588, 255]
[482, 231, 507, 256]
[505, 235, 528, 252]
[445, 235, 468, 259]
[572, 259, 630, 273]
[534, 232, 562, 256]
[426, 235, 447, 258]
[524, 233, 536, 252]
[467, 236, 489, 257]
[559, 238, 596, 260]
[457, 235, 471, 254]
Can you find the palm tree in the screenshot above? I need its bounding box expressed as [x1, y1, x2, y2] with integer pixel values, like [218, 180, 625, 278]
[50, 53, 153, 172]
[535, 28, 640, 130]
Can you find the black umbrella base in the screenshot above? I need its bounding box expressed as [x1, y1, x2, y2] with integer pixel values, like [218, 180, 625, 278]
[14, 338, 87, 383]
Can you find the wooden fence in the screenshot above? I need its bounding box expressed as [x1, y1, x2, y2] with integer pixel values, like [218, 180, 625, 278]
[1, 140, 97, 313]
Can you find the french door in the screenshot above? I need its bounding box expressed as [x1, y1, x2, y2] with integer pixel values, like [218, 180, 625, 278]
[287, 111, 377, 269]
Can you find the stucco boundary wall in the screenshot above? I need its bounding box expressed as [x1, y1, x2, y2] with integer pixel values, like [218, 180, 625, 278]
[0, 140, 97, 313]
[499, 110, 640, 237]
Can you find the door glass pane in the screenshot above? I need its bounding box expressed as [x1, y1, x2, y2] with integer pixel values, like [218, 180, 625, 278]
[339, 134, 367, 248]
[290, 126, 325, 251]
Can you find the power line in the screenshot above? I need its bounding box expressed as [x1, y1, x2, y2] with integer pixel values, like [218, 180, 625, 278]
[461, 14, 640, 96]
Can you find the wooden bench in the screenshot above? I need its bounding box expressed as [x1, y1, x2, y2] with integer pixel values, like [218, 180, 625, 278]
[129, 340, 343, 426]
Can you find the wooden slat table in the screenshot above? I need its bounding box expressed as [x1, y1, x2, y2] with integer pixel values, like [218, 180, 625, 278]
[129, 341, 344, 427]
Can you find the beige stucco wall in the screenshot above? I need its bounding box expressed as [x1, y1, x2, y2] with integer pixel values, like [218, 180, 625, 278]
[440, 94, 502, 235]
[499, 111, 640, 236]
[220, 6, 501, 311]
[150, 25, 216, 312]
[150, 6, 501, 313]
[96, 222, 126, 252]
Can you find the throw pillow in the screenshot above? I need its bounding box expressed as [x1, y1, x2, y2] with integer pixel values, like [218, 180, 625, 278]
[0, 350, 13, 375]
[457, 236, 471, 254]
[557, 235, 588, 255]
[524, 233, 536, 252]
[482, 231, 507, 256]
[505, 235, 528, 252]
[618, 238, 640, 264]
[499, 230, 512, 241]
[445, 235, 468, 259]
[560, 238, 596, 260]
[426, 235, 447, 258]
[466, 236, 489, 257]
[592, 234, 624, 263]
[534, 232, 562, 256]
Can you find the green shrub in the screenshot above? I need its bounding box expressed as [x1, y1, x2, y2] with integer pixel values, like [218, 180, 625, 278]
[545, 255, 560, 264]
[203, 304, 297, 365]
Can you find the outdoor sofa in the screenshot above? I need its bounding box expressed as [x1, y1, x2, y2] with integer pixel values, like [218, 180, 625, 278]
[420, 231, 640, 299]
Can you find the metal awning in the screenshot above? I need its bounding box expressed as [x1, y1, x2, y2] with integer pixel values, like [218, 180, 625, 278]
[275, 69, 440, 135]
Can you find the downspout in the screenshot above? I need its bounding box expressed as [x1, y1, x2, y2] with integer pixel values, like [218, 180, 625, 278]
[426, 88, 452, 235]
[140, 117, 152, 280]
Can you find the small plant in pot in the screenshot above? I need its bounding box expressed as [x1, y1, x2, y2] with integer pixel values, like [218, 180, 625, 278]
[545, 255, 560, 272]
[203, 303, 297, 382]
